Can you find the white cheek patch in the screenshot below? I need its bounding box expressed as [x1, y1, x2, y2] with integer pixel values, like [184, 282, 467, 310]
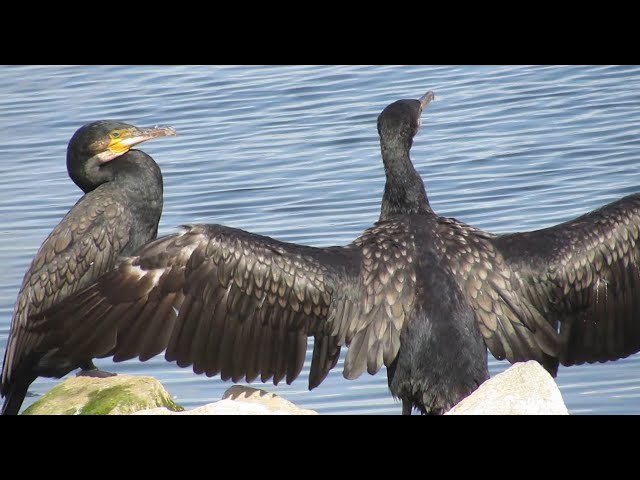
[96, 150, 120, 163]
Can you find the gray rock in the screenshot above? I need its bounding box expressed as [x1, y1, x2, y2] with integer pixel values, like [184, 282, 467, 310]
[22, 374, 184, 415]
[133, 386, 318, 415]
[446, 361, 569, 415]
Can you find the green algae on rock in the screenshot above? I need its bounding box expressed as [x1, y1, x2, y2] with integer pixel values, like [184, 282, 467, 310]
[22, 374, 183, 415]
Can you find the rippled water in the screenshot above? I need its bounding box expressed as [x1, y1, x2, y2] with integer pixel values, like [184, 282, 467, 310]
[1, 65, 639, 415]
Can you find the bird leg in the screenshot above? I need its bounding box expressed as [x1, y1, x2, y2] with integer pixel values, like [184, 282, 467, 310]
[402, 399, 413, 415]
[76, 360, 117, 378]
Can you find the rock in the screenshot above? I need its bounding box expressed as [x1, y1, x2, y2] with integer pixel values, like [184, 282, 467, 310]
[221, 385, 318, 414]
[133, 386, 318, 415]
[25, 363, 564, 415]
[446, 361, 569, 415]
[22, 374, 183, 415]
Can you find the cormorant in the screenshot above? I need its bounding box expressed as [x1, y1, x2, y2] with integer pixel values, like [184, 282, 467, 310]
[12, 92, 640, 414]
[0, 120, 176, 415]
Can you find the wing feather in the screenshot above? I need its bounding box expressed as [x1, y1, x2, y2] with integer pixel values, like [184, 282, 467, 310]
[491, 193, 640, 369]
[32, 220, 419, 390]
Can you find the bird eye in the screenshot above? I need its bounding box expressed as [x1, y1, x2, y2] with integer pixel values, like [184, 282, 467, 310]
[110, 132, 121, 139]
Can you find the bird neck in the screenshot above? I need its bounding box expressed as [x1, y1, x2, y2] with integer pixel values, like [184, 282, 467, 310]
[67, 150, 163, 201]
[102, 151, 164, 236]
[379, 138, 431, 221]
[109, 150, 164, 206]
[67, 152, 113, 193]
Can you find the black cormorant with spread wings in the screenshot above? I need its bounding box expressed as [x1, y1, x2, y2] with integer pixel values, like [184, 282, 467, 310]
[10, 92, 640, 414]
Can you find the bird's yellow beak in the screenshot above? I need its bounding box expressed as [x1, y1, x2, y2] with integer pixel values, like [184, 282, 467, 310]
[108, 126, 176, 154]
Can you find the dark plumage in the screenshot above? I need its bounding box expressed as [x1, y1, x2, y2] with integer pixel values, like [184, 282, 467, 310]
[0, 120, 175, 415]
[19, 92, 640, 414]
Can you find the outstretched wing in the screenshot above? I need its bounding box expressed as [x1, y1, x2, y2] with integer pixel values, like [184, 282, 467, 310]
[437, 218, 560, 368]
[31, 221, 417, 389]
[440, 194, 640, 372]
[493, 193, 640, 368]
[1, 188, 134, 393]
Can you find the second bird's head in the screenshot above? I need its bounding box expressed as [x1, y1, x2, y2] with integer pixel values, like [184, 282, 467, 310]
[377, 91, 435, 145]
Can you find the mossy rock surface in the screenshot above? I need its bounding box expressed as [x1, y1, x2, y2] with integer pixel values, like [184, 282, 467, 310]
[22, 374, 183, 415]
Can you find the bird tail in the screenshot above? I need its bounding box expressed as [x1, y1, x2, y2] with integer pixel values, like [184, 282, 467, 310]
[1, 380, 30, 415]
